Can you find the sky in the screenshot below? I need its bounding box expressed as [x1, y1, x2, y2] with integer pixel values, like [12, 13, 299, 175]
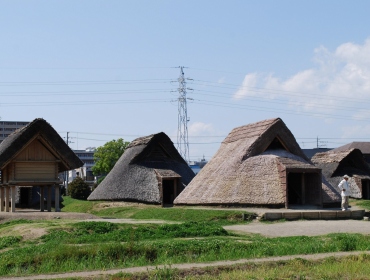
[1, 1, 370, 162]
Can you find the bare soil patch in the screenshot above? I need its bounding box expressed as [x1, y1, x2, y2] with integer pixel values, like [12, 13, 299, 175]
[0, 211, 98, 224]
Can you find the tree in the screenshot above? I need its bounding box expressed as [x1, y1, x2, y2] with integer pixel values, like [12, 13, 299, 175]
[92, 138, 130, 176]
[68, 177, 91, 200]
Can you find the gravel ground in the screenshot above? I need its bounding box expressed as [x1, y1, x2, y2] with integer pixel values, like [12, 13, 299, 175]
[224, 219, 370, 237]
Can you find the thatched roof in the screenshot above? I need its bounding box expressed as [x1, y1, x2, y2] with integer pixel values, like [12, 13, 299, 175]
[174, 118, 336, 206]
[312, 148, 370, 198]
[0, 118, 83, 172]
[88, 132, 195, 203]
[332, 142, 370, 154]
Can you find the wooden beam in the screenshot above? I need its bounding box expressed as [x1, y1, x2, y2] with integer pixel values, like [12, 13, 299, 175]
[47, 186, 52, 212]
[40, 186, 44, 212]
[0, 187, 4, 212]
[5, 187, 9, 212]
[301, 173, 305, 205]
[11, 186, 16, 213]
[54, 185, 60, 212]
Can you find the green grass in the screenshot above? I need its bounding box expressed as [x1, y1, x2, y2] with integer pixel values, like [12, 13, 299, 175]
[61, 196, 253, 225]
[115, 254, 370, 280]
[2, 221, 370, 277]
[0, 219, 34, 229]
[355, 199, 370, 210]
[41, 221, 229, 244]
[0, 236, 22, 250]
[61, 196, 98, 213]
[2, 198, 370, 278]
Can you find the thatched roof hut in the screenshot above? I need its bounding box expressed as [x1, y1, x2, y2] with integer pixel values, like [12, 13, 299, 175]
[0, 118, 83, 212]
[312, 148, 370, 199]
[88, 132, 195, 205]
[174, 118, 340, 208]
[331, 142, 370, 166]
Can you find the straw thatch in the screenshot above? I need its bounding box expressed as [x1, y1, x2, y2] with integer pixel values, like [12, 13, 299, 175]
[174, 118, 339, 207]
[331, 142, 370, 166]
[332, 142, 370, 154]
[312, 148, 370, 198]
[88, 132, 195, 204]
[0, 118, 82, 207]
[0, 118, 83, 172]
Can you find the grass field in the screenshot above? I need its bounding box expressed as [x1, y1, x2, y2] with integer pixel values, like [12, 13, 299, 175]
[0, 197, 370, 279]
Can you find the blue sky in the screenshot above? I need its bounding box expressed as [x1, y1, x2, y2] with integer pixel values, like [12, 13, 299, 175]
[1, 1, 370, 161]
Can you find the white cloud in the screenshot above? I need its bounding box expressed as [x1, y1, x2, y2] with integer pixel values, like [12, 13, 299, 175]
[341, 124, 370, 139]
[188, 122, 214, 136]
[233, 73, 258, 99]
[233, 38, 370, 121]
[218, 77, 226, 84]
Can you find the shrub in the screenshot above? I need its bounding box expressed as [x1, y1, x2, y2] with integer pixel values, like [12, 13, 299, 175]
[67, 177, 91, 200]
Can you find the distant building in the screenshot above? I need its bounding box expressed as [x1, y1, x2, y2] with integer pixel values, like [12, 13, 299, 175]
[0, 121, 30, 142]
[189, 157, 208, 174]
[69, 147, 96, 184]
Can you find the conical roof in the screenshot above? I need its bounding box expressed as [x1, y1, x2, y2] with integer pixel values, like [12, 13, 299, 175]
[312, 148, 370, 198]
[88, 132, 195, 203]
[174, 118, 337, 206]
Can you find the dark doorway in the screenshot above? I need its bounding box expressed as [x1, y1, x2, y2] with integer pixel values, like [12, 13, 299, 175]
[288, 173, 303, 205]
[162, 179, 176, 204]
[19, 187, 30, 206]
[362, 179, 370, 199]
[287, 172, 321, 207]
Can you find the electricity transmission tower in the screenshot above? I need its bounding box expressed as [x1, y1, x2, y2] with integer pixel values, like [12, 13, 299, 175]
[177, 66, 192, 163]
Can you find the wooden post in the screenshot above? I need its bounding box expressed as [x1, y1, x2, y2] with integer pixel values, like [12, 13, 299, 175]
[5, 186, 10, 212]
[0, 187, 4, 212]
[47, 186, 52, 212]
[11, 186, 16, 213]
[28, 187, 32, 208]
[318, 172, 323, 207]
[301, 173, 305, 205]
[285, 171, 289, 209]
[40, 186, 45, 212]
[174, 179, 178, 198]
[54, 185, 60, 212]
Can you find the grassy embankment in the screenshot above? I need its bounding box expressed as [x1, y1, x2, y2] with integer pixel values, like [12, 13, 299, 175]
[0, 197, 370, 279]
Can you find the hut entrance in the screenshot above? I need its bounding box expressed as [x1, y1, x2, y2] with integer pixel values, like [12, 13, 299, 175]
[162, 179, 177, 205]
[362, 179, 370, 199]
[19, 187, 30, 206]
[287, 172, 321, 207]
[287, 173, 303, 205]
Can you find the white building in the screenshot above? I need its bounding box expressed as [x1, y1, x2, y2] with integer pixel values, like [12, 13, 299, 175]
[0, 121, 30, 142]
[68, 147, 96, 184]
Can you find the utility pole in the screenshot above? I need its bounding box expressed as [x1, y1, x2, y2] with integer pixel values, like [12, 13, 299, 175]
[177, 66, 191, 163]
[316, 136, 327, 149]
[65, 132, 69, 191]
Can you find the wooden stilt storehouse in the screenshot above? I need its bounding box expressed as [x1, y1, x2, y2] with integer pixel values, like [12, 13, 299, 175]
[0, 118, 83, 212]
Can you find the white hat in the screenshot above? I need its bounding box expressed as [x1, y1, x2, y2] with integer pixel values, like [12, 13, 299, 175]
[343, 175, 349, 179]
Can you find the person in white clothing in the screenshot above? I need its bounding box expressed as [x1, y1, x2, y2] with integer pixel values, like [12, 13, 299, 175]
[338, 174, 350, 211]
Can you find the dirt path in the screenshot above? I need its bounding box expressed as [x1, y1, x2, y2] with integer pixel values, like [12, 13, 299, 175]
[1, 250, 370, 280]
[224, 219, 370, 237]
